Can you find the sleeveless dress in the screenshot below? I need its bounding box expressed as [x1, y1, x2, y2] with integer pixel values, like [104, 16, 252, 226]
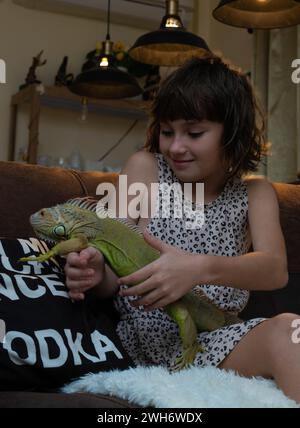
[115, 153, 266, 368]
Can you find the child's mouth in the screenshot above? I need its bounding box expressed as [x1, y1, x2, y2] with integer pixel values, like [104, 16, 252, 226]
[171, 159, 194, 167]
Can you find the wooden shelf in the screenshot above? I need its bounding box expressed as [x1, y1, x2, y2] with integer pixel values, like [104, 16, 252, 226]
[9, 84, 150, 164]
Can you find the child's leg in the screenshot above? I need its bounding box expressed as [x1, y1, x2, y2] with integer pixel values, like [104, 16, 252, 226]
[218, 313, 300, 403]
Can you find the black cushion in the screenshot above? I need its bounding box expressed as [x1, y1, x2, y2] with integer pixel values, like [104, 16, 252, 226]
[0, 237, 134, 391]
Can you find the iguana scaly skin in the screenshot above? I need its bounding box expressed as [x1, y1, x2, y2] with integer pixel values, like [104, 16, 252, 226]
[20, 197, 240, 371]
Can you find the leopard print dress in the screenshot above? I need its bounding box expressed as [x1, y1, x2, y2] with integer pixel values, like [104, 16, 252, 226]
[115, 153, 266, 368]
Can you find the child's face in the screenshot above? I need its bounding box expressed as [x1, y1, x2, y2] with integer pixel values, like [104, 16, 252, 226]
[159, 119, 226, 183]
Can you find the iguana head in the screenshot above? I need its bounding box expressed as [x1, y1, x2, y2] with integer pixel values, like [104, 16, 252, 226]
[30, 198, 100, 243]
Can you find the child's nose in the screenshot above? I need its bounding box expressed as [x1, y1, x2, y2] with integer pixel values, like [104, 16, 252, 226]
[169, 136, 187, 155]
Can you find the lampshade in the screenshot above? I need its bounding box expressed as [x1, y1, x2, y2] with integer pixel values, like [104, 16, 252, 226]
[69, 0, 142, 99]
[213, 0, 300, 29]
[70, 66, 142, 99]
[129, 0, 210, 67]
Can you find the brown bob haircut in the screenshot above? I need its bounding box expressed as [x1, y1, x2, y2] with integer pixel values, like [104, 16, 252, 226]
[144, 54, 269, 179]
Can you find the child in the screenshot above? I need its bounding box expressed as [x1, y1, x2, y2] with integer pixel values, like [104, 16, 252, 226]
[65, 55, 300, 403]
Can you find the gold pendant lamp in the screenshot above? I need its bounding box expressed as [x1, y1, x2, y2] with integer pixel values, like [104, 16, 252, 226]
[69, 0, 141, 99]
[129, 0, 210, 67]
[213, 0, 300, 30]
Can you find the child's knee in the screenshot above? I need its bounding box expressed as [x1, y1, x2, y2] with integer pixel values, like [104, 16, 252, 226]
[271, 313, 299, 334]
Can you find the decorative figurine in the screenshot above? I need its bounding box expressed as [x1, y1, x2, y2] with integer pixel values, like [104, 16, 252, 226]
[20, 50, 47, 90]
[55, 56, 74, 86]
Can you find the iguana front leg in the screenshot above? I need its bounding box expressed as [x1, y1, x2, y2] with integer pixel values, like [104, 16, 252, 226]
[165, 302, 205, 371]
[19, 234, 89, 263]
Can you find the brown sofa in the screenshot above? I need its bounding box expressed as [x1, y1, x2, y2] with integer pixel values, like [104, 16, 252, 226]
[0, 160, 299, 407]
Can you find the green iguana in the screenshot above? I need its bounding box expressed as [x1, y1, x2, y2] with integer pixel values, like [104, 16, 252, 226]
[20, 197, 240, 370]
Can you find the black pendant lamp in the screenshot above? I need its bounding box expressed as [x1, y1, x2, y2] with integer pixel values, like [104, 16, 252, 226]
[70, 0, 141, 99]
[129, 0, 210, 67]
[213, 0, 300, 30]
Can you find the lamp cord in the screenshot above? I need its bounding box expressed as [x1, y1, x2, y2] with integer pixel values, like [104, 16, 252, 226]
[98, 119, 139, 162]
[106, 0, 111, 40]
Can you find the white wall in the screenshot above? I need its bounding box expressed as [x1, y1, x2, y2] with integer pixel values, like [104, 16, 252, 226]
[0, 0, 254, 170]
[0, 0, 149, 170]
[194, 0, 253, 73]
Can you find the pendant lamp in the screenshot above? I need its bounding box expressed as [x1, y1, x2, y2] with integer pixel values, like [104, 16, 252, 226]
[213, 0, 300, 30]
[129, 0, 210, 67]
[69, 0, 141, 99]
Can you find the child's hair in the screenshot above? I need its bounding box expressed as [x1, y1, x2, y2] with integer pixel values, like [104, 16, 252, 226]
[144, 54, 269, 179]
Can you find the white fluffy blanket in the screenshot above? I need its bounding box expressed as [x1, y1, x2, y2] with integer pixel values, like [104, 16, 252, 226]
[62, 366, 299, 408]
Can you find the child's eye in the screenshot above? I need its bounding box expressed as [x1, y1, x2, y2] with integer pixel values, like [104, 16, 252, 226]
[161, 130, 173, 137]
[188, 132, 205, 139]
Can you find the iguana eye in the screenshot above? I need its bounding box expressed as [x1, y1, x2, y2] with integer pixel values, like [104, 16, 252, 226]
[54, 225, 66, 237]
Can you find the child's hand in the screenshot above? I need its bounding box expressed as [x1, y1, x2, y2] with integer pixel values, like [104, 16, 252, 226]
[64, 247, 105, 301]
[117, 230, 203, 311]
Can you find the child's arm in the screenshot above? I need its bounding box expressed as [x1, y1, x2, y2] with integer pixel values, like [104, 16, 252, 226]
[119, 177, 288, 310]
[206, 177, 288, 291]
[65, 150, 158, 300]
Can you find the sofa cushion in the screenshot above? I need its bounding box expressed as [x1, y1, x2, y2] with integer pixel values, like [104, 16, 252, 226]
[241, 273, 300, 320]
[0, 161, 117, 238]
[272, 183, 300, 273]
[0, 237, 133, 391]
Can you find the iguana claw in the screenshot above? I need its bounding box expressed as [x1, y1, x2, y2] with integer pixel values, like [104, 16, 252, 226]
[19, 254, 52, 263]
[171, 343, 205, 372]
